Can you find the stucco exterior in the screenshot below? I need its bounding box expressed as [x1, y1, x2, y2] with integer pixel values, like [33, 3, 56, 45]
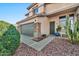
[37, 17, 49, 35]
[16, 3, 79, 37]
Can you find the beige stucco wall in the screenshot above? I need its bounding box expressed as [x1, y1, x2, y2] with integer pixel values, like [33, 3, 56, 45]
[29, 4, 38, 16]
[28, 4, 45, 17]
[48, 11, 76, 33]
[17, 11, 76, 36]
[16, 17, 38, 26]
[45, 3, 78, 15]
[76, 7, 79, 15]
[37, 17, 50, 35]
[34, 11, 75, 36]
[28, 4, 38, 16]
[29, 8, 34, 16]
[16, 3, 79, 37]
[38, 4, 45, 14]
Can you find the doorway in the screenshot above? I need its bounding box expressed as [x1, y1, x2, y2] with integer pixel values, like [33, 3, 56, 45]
[50, 21, 55, 34]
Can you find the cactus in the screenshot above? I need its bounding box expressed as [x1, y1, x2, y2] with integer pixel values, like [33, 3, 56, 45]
[66, 16, 79, 44]
[74, 20, 79, 43]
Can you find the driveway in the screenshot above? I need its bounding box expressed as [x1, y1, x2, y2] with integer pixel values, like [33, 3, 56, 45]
[21, 34, 55, 51]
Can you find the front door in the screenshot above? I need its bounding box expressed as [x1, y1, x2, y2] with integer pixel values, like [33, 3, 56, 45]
[50, 21, 55, 34]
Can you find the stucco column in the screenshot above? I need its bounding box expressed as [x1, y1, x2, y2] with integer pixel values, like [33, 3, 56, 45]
[76, 6, 79, 20]
[38, 17, 49, 35]
[34, 22, 41, 37]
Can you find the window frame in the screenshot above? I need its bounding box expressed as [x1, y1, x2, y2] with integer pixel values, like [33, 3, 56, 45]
[59, 14, 74, 32]
[59, 15, 66, 29]
[69, 14, 74, 32]
[34, 8, 39, 14]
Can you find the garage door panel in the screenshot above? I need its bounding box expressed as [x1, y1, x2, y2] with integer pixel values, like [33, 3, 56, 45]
[21, 23, 34, 37]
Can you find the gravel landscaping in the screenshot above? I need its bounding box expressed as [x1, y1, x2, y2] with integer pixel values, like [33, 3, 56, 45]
[14, 38, 79, 56]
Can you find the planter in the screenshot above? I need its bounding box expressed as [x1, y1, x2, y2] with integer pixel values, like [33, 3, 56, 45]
[32, 34, 47, 42]
[54, 32, 61, 36]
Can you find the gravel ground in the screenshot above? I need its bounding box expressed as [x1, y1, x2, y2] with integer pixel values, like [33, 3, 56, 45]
[14, 38, 79, 56]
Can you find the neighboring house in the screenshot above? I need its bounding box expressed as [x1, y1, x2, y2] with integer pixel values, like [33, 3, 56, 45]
[16, 3, 79, 37]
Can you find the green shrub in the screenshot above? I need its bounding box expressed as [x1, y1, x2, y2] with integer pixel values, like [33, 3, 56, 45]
[0, 21, 20, 56]
[56, 25, 62, 32]
[66, 16, 79, 44]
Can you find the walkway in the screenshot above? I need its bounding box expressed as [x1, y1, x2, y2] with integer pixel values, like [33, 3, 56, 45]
[21, 35, 55, 51]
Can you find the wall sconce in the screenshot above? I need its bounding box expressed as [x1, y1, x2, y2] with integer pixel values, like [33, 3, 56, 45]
[35, 20, 36, 22]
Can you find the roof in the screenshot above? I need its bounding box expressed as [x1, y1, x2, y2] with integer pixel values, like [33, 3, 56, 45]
[27, 3, 48, 10]
[27, 3, 37, 10]
[16, 14, 47, 24]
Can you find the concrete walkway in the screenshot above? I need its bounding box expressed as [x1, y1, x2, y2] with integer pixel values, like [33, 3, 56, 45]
[21, 35, 55, 51]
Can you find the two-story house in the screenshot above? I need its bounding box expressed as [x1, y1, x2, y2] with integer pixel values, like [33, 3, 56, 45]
[16, 3, 79, 38]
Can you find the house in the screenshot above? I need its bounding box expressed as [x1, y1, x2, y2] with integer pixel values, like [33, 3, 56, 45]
[16, 3, 79, 37]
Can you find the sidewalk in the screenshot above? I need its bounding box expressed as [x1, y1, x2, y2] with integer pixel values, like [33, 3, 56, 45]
[21, 35, 55, 51]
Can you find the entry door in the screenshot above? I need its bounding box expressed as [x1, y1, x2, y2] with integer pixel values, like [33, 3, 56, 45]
[50, 21, 55, 34]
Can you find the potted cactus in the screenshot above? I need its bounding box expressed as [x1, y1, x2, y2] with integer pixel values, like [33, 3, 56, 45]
[55, 25, 62, 36]
[56, 25, 62, 32]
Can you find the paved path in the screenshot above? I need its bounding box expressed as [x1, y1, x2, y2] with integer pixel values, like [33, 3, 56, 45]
[21, 35, 55, 51]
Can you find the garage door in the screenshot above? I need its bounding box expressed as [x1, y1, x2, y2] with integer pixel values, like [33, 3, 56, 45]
[21, 22, 35, 37]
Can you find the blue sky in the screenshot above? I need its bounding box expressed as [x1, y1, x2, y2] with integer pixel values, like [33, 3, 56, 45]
[0, 3, 31, 24]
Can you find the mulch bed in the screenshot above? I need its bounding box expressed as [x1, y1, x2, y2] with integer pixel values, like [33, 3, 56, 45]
[14, 38, 79, 56]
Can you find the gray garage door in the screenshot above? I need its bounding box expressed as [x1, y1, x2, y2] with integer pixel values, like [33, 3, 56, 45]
[21, 22, 35, 37]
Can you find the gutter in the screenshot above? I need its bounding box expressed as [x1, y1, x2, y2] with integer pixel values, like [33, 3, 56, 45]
[16, 14, 47, 24]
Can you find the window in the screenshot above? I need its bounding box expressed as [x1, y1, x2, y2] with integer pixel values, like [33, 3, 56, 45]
[59, 14, 74, 32]
[69, 14, 74, 32]
[34, 8, 39, 14]
[59, 16, 66, 29]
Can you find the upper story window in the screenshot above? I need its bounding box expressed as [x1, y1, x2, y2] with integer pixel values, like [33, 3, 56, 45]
[33, 4, 45, 15]
[34, 8, 39, 14]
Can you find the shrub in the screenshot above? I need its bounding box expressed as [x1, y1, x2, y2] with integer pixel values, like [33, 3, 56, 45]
[0, 21, 20, 56]
[56, 25, 62, 32]
[66, 16, 79, 44]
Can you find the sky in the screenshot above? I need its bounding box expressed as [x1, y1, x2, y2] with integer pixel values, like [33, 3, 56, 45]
[0, 3, 31, 24]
